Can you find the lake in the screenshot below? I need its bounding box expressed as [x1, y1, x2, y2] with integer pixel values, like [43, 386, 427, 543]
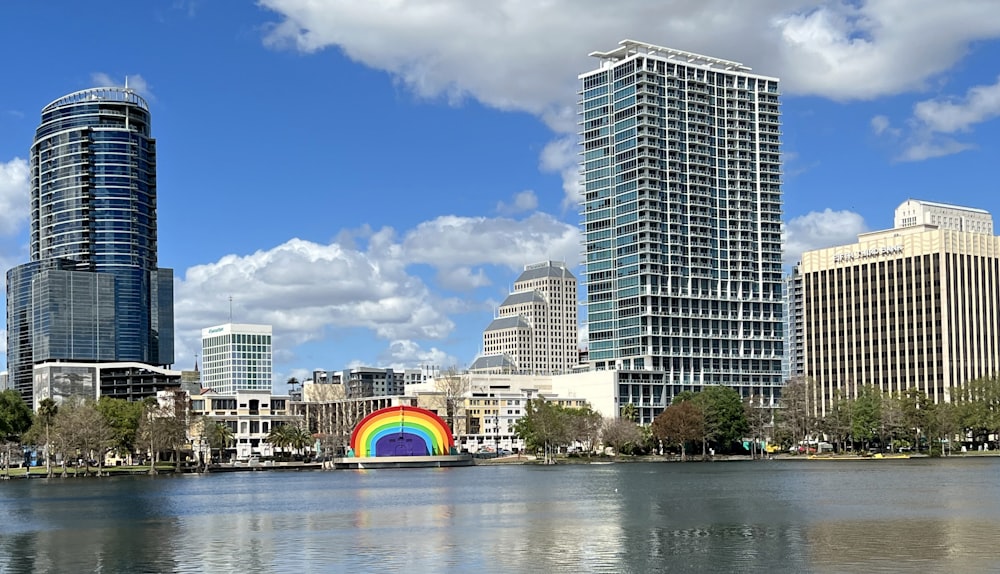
[1, 457, 999, 573]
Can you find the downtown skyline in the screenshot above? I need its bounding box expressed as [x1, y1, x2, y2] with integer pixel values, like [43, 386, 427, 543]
[3, 2, 1000, 387]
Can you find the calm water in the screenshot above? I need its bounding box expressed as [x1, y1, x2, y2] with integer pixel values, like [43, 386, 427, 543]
[1, 458, 999, 573]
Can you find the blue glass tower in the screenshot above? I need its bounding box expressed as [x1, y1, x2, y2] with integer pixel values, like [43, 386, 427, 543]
[5, 86, 174, 403]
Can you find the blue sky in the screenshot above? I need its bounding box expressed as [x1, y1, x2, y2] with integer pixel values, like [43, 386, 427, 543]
[3, 1, 1000, 387]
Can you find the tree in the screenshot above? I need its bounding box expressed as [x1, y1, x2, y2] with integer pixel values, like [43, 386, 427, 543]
[434, 367, 470, 436]
[284, 424, 313, 458]
[206, 421, 235, 463]
[743, 395, 772, 459]
[52, 399, 114, 477]
[776, 377, 817, 451]
[600, 417, 642, 458]
[954, 376, 1000, 449]
[513, 398, 568, 464]
[652, 401, 705, 461]
[899, 389, 931, 452]
[564, 406, 602, 453]
[822, 391, 853, 453]
[932, 402, 962, 456]
[137, 400, 188, 474]
[0, 389, 33, 476]
[37, 398, 58, 477]
[267, 423, 291, 460]
[851, 386, 883, 451]
[95, 397, 144, 462]
[880, 393, 906, 451]
[0, 390, 33, 440]
[697, 386, 749, 453]
[620, 402, 638, 423]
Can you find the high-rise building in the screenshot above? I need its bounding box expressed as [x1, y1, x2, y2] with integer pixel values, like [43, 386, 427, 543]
[580, 40, 783, 399]
[800, 201, 1000, 413]
[6, 86, 174, 404]
[783, 265, 804, 382]
[894, 199, 993, 234]
[472, 261, 579, 375]
[201, 323, 273, 394]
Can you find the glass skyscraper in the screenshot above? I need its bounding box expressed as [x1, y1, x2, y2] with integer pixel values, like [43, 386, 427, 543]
[581, 41, 783, 402]
[5, 86, 174, 403]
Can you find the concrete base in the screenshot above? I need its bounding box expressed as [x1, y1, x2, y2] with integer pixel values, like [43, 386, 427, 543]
[329, 454, 474, 470]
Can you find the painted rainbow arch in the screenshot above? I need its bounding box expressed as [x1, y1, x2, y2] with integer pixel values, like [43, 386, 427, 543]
[350, 405, 455, 457]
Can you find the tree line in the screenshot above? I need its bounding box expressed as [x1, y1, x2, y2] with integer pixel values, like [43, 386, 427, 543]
[0, 390, 239, 477]
[778, 375, 1000, 454]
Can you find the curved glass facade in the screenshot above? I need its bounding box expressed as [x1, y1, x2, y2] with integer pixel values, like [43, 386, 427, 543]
[32, 87, 157, 270]
[6, 87, 174, 403]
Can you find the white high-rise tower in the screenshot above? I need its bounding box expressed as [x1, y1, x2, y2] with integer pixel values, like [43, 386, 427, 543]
[580, 40, 783, 400]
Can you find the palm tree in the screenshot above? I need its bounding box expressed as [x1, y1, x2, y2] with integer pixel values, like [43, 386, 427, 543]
[38, 398, 58, 478]
[285, 425, 313, 459]
[266, 424, 290, 460]
[206, 421, 234, 464]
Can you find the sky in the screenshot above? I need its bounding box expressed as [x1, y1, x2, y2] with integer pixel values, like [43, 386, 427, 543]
[3, 1, 1000, 389]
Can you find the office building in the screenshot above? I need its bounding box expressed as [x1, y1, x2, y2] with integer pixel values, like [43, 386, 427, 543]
[6, 86, 174, 404]
[799, 201, 1000, 413]
[189, 389, 296, 462]
[32, 361, 181, 408]
[201, 323, 273, 394]
[895, 199, 993, 234]
[473, 261, 579, 375]
[579, 40, 784, 404]
[783, 266, 804, 381]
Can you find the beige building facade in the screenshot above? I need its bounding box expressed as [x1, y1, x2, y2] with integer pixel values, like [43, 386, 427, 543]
[475, 261, 579, 375]
[800, 224, 1000, 413]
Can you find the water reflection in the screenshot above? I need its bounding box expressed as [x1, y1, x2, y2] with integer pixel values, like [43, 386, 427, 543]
[1, 459, 999, 573]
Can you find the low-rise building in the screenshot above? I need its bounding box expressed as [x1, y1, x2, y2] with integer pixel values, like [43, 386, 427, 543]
[189, 389, 298, 462]
[32, 361, 182, 410]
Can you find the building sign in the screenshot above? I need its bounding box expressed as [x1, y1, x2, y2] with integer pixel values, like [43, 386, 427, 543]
[833, 244, 903, 263]
[208, 327, 225, 334]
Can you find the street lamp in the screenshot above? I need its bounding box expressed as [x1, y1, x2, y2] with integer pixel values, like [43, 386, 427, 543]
[494, 408, 500, 456]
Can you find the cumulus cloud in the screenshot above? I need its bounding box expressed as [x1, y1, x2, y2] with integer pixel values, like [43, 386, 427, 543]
[872, 76, 1000, 161]
[0, 158, 29, 236]
[260, 1, 1000, 108]
[870, 115, 890, 136]
[496, 190, 538, 215]
[783, 209, 868, 265]
[172, 213, 579, 368]
[539, 136, 581, 211]
[259, 1, 1000, 205]
[91, 72, 155, 101]
[912, 75, 1000, 133]
[373, 340, 458, 371]
[401, 212, 579, 271]
[436, 266, 492, 291]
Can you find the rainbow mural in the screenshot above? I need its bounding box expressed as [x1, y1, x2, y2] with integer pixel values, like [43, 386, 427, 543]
[350, 405, 455, 457]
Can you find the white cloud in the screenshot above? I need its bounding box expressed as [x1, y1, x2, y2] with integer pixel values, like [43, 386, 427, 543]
[783, 209, 867, 265]
[401, 213, 579, 271]
[259, 1, 1000, 206]
[436, 266, 491, 291]
[912, 75, 1000, 133]
[875, 75, 1000, 161]
[0, 158, 29, 236]
[373, 340, 458, 371]
[495, 189, 538, 215]
[91, 72, 155, 101]
[172, 212, 579, 368]
[896, 138, 975, 163]
[260, 1, 1000, 108]
[539, 136, 581, 211]
[870, 115, 890, 136]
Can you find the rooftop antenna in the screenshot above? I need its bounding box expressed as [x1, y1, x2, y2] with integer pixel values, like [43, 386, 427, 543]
[229, 295, 233, 323]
